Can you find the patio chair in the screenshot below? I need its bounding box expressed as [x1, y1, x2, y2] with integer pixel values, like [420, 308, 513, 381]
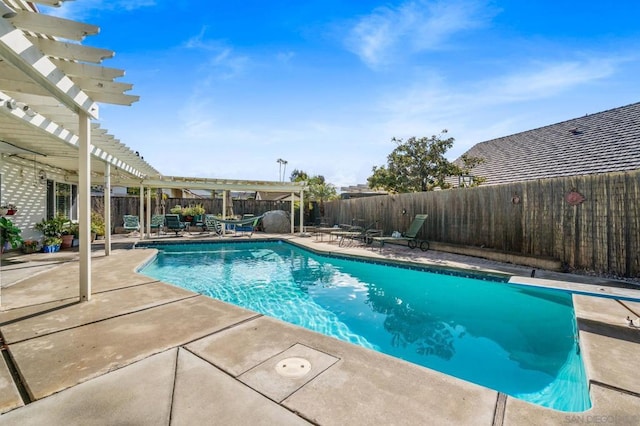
[122, 215, 140, 233]
[371, 214, 429, 251]
[164, 214, 185, 236]
[149, 214, 165, 236]
[203, 214, 223, 236]
[331, 221, 381, 247]
[235, 214, 260, 237]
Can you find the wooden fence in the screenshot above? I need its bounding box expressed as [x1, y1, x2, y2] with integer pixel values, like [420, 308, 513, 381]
[323, 170, 640, 278]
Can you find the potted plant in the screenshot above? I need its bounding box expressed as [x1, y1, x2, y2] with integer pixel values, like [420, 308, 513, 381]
[67, 222, 80, 247]
[42, 236, 62, 253]
[0, 217, 23, 253]
[35, 214, 68, 239]
[169, 205, 183, 215]
[21, 239, 39, 254]
[91, 212, 105, 240]
[0, 203, 18, 216]
[35, 214, 68, 251]
[61, 225, 75, 249]
[182, 204, 205, 224]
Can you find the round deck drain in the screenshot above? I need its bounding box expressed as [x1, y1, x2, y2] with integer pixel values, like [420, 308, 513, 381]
[275, 357, 311, 378]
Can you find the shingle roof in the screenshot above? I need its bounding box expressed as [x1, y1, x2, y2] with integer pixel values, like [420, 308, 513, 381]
[456, 102, 640, 185]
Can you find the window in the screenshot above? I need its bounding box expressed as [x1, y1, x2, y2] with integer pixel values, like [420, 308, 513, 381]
[46, 180, 77, 220]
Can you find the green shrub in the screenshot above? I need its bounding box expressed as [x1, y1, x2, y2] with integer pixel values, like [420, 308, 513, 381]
[0, 217, 23, 249]
[35, 214, 69, 238]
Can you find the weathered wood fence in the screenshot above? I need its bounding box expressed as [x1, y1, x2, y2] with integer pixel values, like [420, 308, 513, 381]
[323, 170, 640, 278]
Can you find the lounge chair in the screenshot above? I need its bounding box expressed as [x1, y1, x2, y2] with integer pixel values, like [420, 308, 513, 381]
[204, 215, 262, 237]
[372, 214, 429, 251]
[150, 214, 165, 236]
[123, 215, 140, 233]
[331, 222, 381, 247]
[164, 214, 185, 236]
[203, 214, 223, 236]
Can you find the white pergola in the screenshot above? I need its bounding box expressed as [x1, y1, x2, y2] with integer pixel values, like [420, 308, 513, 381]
[0, 0, 157, 303]
[0, 1, 306, 304]
[136, 176, 306, 238]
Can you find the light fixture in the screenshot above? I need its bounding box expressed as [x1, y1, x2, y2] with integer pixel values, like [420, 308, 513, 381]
[23, 106, 36, 117]
[0, 3, 17, 19]
[459, 174, 473, 188]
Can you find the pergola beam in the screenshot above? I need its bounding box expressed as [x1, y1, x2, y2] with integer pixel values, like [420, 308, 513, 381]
[0, 19, 99, 118]
[27, 36, 114, 64]
[9, 10, 99, 41]
[50, 58, 125, 81]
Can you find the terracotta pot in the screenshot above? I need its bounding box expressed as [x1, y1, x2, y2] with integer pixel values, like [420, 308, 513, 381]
[61, 234, 74, 248]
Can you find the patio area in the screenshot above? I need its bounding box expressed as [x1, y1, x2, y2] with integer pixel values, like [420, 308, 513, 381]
[0, 234, 639, 425]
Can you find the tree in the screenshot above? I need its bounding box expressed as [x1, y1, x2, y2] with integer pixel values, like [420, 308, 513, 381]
[368, 131, 483, 192]
[289, 169, 309, 182]
[308, 179, 337, 216]
[290, 170, 337, 217]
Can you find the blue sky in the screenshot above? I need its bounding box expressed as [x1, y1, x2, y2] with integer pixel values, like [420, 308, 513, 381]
[46, 1, 640, 188]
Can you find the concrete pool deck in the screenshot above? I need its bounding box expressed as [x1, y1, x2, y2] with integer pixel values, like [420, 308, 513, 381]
[0, 234, 639, 425]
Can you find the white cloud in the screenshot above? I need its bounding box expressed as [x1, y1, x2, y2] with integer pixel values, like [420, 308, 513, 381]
[383, 56, 620, 118]
[377, 55, 623, 157]
[184, 27, 250, 80]
[490, 59, 617, 102]
[345, 0, 496, 69]
[276, 51, 296, 63]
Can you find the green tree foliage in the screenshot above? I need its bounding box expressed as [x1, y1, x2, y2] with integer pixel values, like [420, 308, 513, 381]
[309, 179, 338, 216]
[291, 170, 337, 216]
[289, 169, 309, 182]
[368, 131, 484, 192]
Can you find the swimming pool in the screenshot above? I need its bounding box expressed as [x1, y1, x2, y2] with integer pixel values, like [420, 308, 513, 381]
[139, 240, 591, 412]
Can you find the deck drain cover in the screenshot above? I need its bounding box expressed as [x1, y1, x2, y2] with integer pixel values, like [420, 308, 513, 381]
[275, 357, 311, 378]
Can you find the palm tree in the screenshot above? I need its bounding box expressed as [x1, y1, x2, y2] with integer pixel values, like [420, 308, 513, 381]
[309, 180, 338, 217]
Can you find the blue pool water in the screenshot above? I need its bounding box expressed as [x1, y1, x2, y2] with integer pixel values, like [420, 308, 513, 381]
[139, 241, 591, 412]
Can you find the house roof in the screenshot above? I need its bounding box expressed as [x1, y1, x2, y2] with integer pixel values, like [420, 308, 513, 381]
[456, 102, 640, 185]
[340, 184, 387, 195]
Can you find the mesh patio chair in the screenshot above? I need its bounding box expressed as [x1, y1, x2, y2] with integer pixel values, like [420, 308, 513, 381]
[150, 214, 165, 236]
[371, 214, 429, 251]
[164, 214, 185, 236]
[122, 215, 140, 234]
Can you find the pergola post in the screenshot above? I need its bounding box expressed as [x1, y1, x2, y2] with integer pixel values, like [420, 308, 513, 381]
[79, 110, 91, 301]
[104, 162, 111, 256]
[139, 184, 144, 238]
[299, 189, 304, 234]
[145, 186, 151, 238]
[222, 190, 227, 220]
[290, 192, 295, 234]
